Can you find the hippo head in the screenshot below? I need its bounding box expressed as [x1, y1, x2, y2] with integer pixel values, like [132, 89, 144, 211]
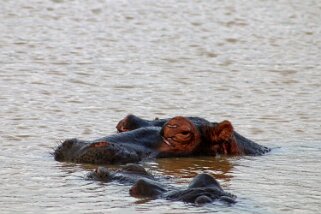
[166, 173, 237, 204]
[159, 116, 201, 154]
[87, 164, 154, 183]
[53, 139, 142, 164]
[87, 166, 113, 181]
[129, 178, 166, 198]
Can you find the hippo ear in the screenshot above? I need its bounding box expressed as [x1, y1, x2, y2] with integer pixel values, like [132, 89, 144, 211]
[213, 120, 234, 142]
[188, 174, 223, 191]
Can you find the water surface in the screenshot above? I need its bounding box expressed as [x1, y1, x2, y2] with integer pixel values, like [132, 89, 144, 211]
[1, 0, 321, 213]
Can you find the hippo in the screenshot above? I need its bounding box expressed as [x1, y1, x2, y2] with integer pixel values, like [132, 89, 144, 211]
[130, 173, 236, 205]
[87, 163, 236, 205]
[54, 115, 270, 164]
[87, 163, 155, 184]
[53, 116, 205, 164]
[116, 114, 271, 156]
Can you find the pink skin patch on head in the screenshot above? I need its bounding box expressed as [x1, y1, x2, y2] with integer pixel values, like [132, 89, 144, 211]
[90, 141, 109, 148]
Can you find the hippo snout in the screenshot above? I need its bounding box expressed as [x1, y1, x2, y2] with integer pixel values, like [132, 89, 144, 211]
[53, 138, 79, 162]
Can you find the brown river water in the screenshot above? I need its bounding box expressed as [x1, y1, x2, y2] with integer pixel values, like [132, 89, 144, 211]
[1, 0, 321, 213]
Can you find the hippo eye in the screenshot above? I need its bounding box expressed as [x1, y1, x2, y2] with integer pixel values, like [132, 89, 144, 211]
[181, 131, 190, 135]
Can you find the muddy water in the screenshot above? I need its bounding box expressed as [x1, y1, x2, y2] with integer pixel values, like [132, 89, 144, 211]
[1, 0, 321, 213]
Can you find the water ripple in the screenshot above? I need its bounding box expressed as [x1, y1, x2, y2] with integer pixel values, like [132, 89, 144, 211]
[1, 0, 321, 213]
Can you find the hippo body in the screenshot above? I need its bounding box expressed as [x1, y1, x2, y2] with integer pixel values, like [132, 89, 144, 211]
[233, 131, 270, 155]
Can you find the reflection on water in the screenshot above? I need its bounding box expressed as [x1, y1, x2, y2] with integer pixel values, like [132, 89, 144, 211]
[151, 157, 235, 181]
[1, 0, 321, 213]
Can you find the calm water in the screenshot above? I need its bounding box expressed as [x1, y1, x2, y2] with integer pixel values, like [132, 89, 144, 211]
[1, 0, 321, 213]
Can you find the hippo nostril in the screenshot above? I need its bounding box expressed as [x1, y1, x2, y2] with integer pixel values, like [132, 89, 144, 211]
[54, 151, 63, 161]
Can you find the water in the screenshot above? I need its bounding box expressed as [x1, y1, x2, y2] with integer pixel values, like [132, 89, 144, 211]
[1, 0, 321, 213]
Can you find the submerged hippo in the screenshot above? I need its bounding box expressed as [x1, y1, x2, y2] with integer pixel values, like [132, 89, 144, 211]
[87, 163, 236, 205]
[117, 114, 271, 156]
[87, 163, 155, 184]
[130, 173, 236, 205]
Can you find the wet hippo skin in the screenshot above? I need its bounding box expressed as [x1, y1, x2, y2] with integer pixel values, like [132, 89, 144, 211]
[116, 114, 210, 133]
[54, 117, 204, 164]
[53, 127, 162, 164]
[54, 115, 270, 164]
[116, 114, 271, 156]
[87, 163, 236, 205]
[130, 173, 236, 205]
[53, 117, 200, 164]
[87, 163, 155, 184]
